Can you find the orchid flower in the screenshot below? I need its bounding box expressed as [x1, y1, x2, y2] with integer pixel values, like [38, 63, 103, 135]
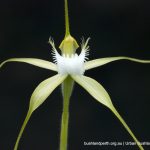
[0, 0, 150, 150]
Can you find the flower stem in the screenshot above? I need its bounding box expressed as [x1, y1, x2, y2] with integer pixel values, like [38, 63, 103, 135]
[64, 0, 70, 37]
[59, 76, 74, 150]
[14, 110, 32, 150]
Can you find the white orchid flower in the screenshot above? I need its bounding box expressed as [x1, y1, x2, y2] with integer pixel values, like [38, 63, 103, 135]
[0, 0, 150, 150]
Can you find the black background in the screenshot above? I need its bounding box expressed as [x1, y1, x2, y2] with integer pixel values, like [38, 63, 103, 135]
[0, 0, 150, 150]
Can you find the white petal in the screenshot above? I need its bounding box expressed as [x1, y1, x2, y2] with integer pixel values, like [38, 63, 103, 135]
[56, 54, 85, 75]
[85, 56, 150, 70]
[0, 58, 57, 71]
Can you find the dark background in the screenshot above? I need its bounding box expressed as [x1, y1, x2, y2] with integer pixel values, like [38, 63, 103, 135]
[0, 0, 150, 150]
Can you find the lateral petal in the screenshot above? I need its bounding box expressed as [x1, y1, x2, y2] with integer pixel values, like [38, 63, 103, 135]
[0, 58, 57, 71]
[85, 56, 150, 70]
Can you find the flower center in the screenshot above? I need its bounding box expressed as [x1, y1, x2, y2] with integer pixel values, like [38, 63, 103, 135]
[56, 54, 85, 75]
[49, 37, 90, 75]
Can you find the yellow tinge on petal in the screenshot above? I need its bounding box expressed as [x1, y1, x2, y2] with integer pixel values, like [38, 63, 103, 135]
[59, 35, 79, 55]
[59, 0, 79, 56]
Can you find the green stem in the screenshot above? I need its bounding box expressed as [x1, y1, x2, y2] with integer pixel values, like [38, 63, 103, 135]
[14, 110, 32, 150]
[64, 0, 70, 36]
[59, 76, 74, 150]
[112, 106, 144, 150]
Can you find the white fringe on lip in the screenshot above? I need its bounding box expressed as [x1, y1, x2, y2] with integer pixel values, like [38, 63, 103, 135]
[49, 37, 90, 75]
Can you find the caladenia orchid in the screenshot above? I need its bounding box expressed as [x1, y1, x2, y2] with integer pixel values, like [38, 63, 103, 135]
[0, 0, 150, 150]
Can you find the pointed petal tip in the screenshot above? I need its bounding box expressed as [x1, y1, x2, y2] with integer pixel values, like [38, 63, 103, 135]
[0, 58, 58, 71]
[85, 56, 150, 70]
